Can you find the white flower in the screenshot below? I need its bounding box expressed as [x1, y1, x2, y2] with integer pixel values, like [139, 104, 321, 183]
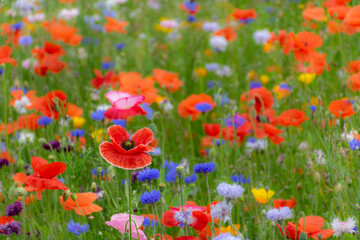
[341, 130, 358, 142]
[314, 149, 326, 165]
[106, 0, 127, 7]
[17, 131, 35, 143]
[331, 217, 356, 236]
[253, 29, 271, 45]
[147, 0, 161, 10]
[58, 8, 79, 20]
[210, 36, 228, 52]
[211, 201, 233, 222]
[298, 141, 309, 150]
[266, 207, 292, 222]
[202, 22, 219, 32]
[14, 96, 31, 114]
[77, 48, 88, 59]
[27, 13, 46, 23]
[97, 104, 112, 111]
[216, 65, 232, 77]
[160, 19, 179, 29]
[245, 138, 268, 153]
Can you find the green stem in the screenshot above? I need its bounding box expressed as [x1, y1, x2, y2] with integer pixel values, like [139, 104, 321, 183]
[205, 175, 215, 234]
[128, 171, 132, 240]
[178, 175, 188, 236]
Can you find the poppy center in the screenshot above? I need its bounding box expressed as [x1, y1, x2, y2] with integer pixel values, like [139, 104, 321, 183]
[121, 140, 135, 150]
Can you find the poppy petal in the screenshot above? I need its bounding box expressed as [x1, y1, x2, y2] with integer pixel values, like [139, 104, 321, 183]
[131, 127, 154, 146]
[38, 162, 66, 178]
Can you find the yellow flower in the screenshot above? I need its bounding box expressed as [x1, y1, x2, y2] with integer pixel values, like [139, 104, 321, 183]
[73, 117, 85, 128]
[251, 188, 275, 204]
[195, 67, 207, 77]
[91, 129, 107, 143]
[220, 224, 240, 235]
[247, 70, 256, 80]
[263, 42, 273, 53]
[298, 4, 305, 9]
[260, 74, 270, 84]
[298, 73, 316, 84]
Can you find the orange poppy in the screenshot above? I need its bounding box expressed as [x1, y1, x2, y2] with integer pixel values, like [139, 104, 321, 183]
[221, 121, 252, 145]
[91, 69, 119, 89]
[328, 6, 349, 20]
[153, 69, 183, 92]
[347, 72, 360, 91]
[43, 19, 82, 46]
[348, 60, 360, 73]
[273, 109, 309, 127]
[59, 192, 102, 215]
[302, 7, 326, 21]
[66, 103, 83, 118]
[17, 114, 41, 130]
[104, 17, 129, 34]
[214, 26, 237, 42]
[232, 9, 257, 21]
[25, 156, 68, 191]
[1, 151, 15, 163]
[343, 5, 360, 29]
[323, 0, 350, 7]
[273, 198, 296, 209]
[119, 72, 158, 104]
[283, 32, 323, 63]
[307, 52, 329, 75]
[10, 89, 37, 109]
[256, 123, 284, 144]
[178, 94, 216, 120]
[0, 45, 17, 66]
[34, 90, 67, 120]
[327, 20, 343, 34]
[328, 99, 355, 118]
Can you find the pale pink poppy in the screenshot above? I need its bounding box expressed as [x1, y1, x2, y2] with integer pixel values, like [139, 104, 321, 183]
[106, 213, 147, 240]
[104, 91, 146, 119]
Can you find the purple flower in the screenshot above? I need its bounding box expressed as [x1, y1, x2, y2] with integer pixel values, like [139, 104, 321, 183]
[140, 190, 161, 205]
[0, 158, 9, 168]
[0, 220, 21, 235]
[42, 140, 61, 151]
[193, 162, 215, 174]
[5, 201, 23, 216]
[195, 102, 214, 113]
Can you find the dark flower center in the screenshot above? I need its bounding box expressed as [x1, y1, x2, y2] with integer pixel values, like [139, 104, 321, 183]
[121, 140, 136, 150]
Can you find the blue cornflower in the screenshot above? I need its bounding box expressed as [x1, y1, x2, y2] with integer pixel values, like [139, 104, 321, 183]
[37, 116, 52, 126]
[184, 174, 197, 184]
[143, 218, 158, 228]
[213, 232, 242, 240]
[91, 110, 106, 121]
[101, 62, 115, 70]
[18, 36, 33, 46]
[193, 162, 215, 174]
[310, 105, 317, 112]
[103, 8, 117, 17]
[349, 138, 360, 151]
[213, 93, 229, 106]
[183, 0, 198, 12]
[231, 174, 250, 184]
[238, 18, 254, 24]
[164, 161, 179, 183]
[0, 68, 3, 75]
[195, 102, 213, 113]
[67, 220, 89, 235]
[205, 63, 219, 72]
[113, 119, 126, 127]
[141, 103, 154, 120]
[70, 129, 85, 137]
[11, 22, 23, 31]
[250, 81, 262, 89]
[225, 114, 245, 128]
[115, 43, 126, 50]
[140, 190, 161, 205]
[216, 182, 244, 199]
[188, 15, 196, 22]
[137, 168, 160, 182]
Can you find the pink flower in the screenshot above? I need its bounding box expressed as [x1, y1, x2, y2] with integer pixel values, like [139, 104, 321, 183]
[104, 91, 146, 119]
[106, 213, 147, 240]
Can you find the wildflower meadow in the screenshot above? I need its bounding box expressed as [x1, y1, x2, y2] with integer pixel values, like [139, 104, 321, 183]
[1, 0, 360, 239]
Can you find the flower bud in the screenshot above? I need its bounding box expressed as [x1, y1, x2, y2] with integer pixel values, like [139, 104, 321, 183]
[317, 233, 323, 240]
[209, 147, 216, 160]
[91, 182, 97, 192]
[261, 209, 267, 216]
[334, 183, 342, 193]
[108, 166, 115, 179]
[71, 193, 77, 201]
[63, 190, 71, 202]
[314, 172, 321, 184]
[38, 138, 48, 144]
[355, 203, 360, 210]
[8, 186, 17, 199]
[299, 232, 308, 240]
[176, 166, 184, 175]
[297, 182, 302, 190]
[159, 183, 166, 193]
[16, 187, 27, 197]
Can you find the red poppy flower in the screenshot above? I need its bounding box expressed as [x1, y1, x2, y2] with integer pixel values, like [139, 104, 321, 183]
[241, 87, 274, 114]
[0, 216, 14, 234]
[31, 42, 66, 76]
[214, 27, 237, 42]
[328, 99, 355, 118]
[255, 123, 285, 144]
[25, 156, 68, 191]
[43, 19, 82, 46]
[348, 60, 360, 73]
[307, 52, 329, 75]
[59, 192, 102, 215]
[273, 109, 309, 127]
[347, 72, 360, 91]
[175, 237, 200, 240]
[99, 125, 154, 170]
[17, 114, 41, 130]
[163, 205, 208, 231]
[203, 123, 221, 137]
[0, 45, 17, 66]
[302, 7, 326, 22]
[104, 17, 129, 33]
[34, 90, 67, 120]
[232, 9, 257, 21]
[279, 216, 333, 240]
[273, 198, 296, 209]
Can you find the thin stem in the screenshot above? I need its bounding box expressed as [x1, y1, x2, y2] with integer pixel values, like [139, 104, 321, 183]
[205, 175, 215, 234]
[178, 175, 188, 236]
[128, 171, 132, 240]
[152, 204, 157, 238]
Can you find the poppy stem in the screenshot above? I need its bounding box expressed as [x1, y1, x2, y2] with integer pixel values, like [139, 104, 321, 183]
[178, 174, 188, 236]
[152, 204, 157, 237]
[128, 170, 132, 240]
[205, 174, 215, 234]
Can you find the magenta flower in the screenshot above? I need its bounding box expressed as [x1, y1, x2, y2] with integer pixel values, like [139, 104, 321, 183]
[105, 213, 147, 240]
